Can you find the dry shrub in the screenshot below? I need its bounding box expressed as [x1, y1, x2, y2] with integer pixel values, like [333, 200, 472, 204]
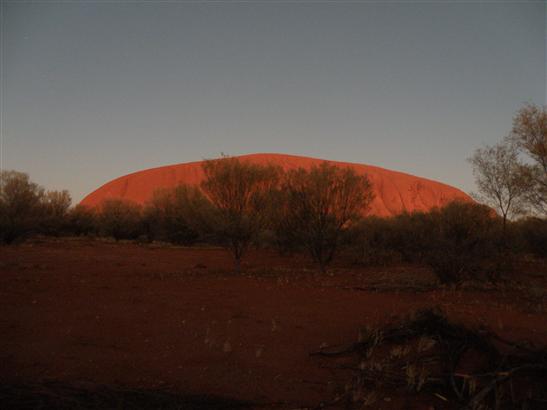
[201, 156, 282, 272]
[67, 204, 98, 236]
[344, 201, 511, 284]
[343, 211, 439, 267]
[513, 217, 547, 258]
[279, 162, 374, 273]
[144, 185, 214, 245]
[424, 201, 507, 284]
[0, 170, 44, 244]
[389, 211, 437, 263]
[343, 217, 402, 266]
[99, 199, 143, 241]
[40, 190, 72, 236]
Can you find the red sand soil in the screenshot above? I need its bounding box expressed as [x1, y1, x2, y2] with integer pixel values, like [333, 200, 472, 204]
[1, 238, 546, 409]
[80, 153, 472, 216]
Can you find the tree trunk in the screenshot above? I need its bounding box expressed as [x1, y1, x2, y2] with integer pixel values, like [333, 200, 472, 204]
[234, 256, 241, 274]
[501, 214, 508, 249]
[318, 258, 327, 274]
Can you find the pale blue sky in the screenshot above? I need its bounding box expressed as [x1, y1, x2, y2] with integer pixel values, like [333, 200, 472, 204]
[1, 1, 546, 202]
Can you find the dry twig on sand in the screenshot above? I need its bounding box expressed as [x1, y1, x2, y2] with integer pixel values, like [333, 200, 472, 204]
[312, 308, 547, 409]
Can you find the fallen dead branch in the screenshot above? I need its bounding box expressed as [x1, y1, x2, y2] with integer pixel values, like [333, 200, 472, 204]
[312, 308, 547, 409]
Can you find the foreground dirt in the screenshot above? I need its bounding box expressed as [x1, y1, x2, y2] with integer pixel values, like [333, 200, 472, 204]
[1, 238, 546, 409]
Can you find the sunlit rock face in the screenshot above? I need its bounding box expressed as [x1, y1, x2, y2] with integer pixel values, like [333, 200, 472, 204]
[80, 153, 472, 217]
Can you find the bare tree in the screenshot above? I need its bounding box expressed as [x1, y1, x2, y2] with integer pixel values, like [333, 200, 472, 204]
[281, 162, 374, 273]
[201, 156, 281, 272]
[468, 141, 528, 233]
[510, 103, 547, 215]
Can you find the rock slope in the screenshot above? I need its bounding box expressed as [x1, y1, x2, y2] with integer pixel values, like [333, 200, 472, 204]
[81, 153, 472, 217]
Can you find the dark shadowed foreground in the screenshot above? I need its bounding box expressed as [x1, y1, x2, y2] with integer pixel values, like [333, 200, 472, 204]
[1, 238, 546, 409]
[0, 381, 252, 410]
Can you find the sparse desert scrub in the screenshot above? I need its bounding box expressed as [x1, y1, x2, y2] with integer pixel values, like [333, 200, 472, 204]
[344, 211, 438, 266]
[3, 165, 546, 290]
[0, 170, 45, 244]
[40, 190, 72, 236]
[0, 171, 87, 242]
[513, 216, 547, 258]
[343, 216, 402, 266]
[143, 185, 214, 245]
[66, 204, 98, 236]
[200, 156, 282, 272]
[343, 201, 518, 285]
[98, 198, 144, 241]
[277, 162, 374, 273]
[370, 201, 510, 285]
[389, 210, 439, 264]
[423, 201, 510, 284]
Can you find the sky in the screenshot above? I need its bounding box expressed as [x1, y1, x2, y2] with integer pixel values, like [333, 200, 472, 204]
[1, 1, 546, 203]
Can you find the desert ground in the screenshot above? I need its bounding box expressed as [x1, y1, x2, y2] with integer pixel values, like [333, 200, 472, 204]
[1, 238, 546, 409]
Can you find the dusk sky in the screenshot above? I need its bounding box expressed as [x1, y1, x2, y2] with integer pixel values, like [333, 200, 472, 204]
[2, 1, 545, 203]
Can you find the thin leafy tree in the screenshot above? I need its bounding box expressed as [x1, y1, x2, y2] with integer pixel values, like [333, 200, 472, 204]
[468, 140, 528, 235]
[201, 156, 281, 273]
[281, 162, 374, 273]
[41, 190, 72, 235]
[510, 103, 547, 215]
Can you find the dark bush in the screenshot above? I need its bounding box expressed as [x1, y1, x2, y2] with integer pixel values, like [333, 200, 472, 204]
[389, 211, 437, 263]
[269, 190, 303, 255]
[144, 185, 214, 245]
[201, 157, 281, 272]
[67, 204, 98, 236]
[99, 199, 143, 241]
[424, 200, 506, 284]
[344, 212, 437, 267]
[40, 190, 72, 236]
[343, 216, 402, 266]
[0, 171, 44, 244]
[279, 162, 374, 273]
[344, 201, 512, 284]
[513, 217, 547, 258]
